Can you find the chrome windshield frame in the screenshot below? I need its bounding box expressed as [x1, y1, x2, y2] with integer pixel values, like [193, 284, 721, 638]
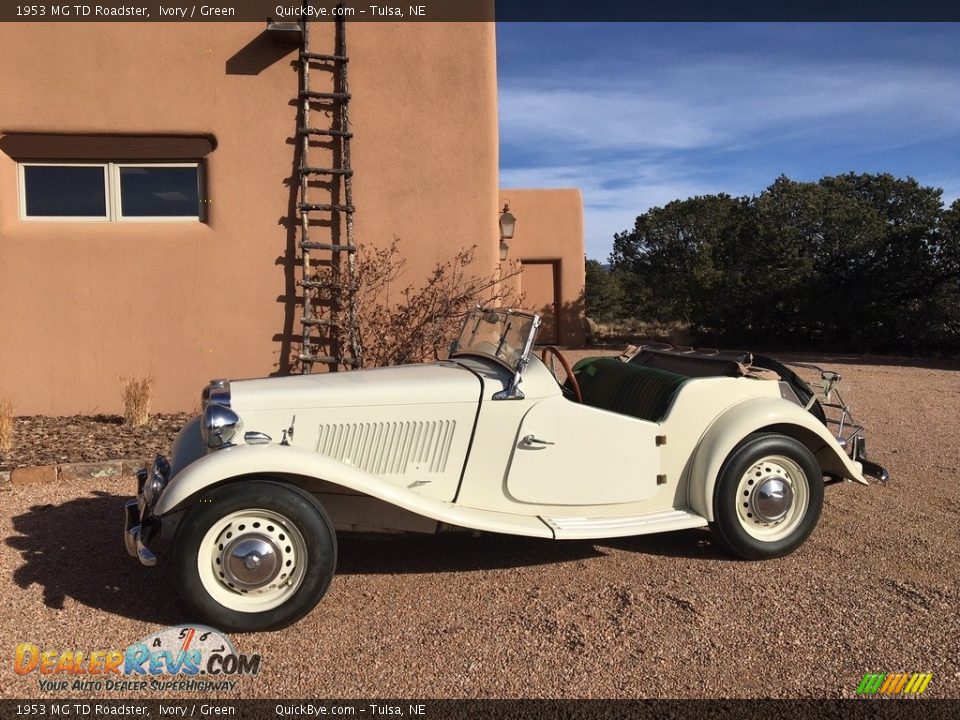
[449, 307, 542, 396]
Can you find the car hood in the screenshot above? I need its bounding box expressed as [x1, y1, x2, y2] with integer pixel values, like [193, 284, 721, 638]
[229, 361, 482, 412]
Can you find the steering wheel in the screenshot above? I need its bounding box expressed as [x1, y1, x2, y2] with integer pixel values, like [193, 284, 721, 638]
[541, 346, 582, 403]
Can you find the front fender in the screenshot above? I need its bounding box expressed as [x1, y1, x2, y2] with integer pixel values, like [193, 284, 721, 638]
[152, 443, 554, 538]
[156, 443, 426, 517]
[687, 397, 867, 522]
[169, 414, 205, 478]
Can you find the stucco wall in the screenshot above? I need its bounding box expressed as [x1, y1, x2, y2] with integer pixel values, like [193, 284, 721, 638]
[499, 188, 586, 346]
[0, 22, 499, 414]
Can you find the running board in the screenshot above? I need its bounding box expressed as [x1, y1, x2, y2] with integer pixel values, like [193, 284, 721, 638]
[542, 509, 708, 540]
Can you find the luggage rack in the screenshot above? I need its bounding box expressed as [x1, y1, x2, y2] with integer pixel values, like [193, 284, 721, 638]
[782, 361, 887, 482]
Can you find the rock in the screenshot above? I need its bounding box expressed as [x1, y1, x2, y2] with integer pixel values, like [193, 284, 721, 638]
[11, 465, 57, 485]
[59, 460, 123, 482]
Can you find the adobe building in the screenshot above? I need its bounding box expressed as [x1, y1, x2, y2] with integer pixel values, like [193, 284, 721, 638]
[499, 189, 585, 347]
[0, 22, 585, 414]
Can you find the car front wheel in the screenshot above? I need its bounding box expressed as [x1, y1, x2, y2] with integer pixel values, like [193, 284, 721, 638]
[710, 433, 824, 560]
[172, 480, 336, 632]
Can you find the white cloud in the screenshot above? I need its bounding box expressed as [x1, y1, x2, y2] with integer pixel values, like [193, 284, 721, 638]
[499, 51, 960, 259]
[501, 160, 753, 260]
[499, 57, 960, 159]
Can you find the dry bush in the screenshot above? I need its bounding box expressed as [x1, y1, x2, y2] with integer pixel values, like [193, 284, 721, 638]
[0, 399, 14, 454]
[349, 238, 523, 367]
[120, 376, 154, 428]
[592, 318, 692, 346]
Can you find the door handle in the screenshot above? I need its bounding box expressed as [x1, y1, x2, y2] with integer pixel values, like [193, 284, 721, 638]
[520, 434, 554, 447]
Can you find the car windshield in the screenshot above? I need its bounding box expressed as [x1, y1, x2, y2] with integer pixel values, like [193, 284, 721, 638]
[450, 308, 539, 369]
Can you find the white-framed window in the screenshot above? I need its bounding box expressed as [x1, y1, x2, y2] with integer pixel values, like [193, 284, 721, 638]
[17, 161, 202, 222]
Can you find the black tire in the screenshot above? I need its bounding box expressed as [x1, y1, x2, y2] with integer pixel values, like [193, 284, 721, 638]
[710, 433, 824, 560]
[172, 480, 336, 632]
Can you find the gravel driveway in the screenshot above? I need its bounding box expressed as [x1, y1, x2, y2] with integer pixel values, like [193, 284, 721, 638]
[2, 354, 959, 699]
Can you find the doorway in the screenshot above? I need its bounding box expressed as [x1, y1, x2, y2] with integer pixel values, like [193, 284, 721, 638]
[521, 260, 560, 345]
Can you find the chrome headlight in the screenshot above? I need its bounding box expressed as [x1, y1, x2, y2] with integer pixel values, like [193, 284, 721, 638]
[202, 403, 243, 449]
[202, 378, 231, 408]
[143, 455, 171, 507]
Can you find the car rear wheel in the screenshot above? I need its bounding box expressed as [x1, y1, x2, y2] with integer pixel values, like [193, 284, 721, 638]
[710, 433, 823, 560]
[172, 480, 336, 632]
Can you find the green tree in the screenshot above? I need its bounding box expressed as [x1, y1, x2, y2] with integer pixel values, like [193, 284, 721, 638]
[584, 259, 626, 322]
[925, 198, 960, 352]
[610, 193, 753, 330]
[815, 173, 946, 349]
[608, 173, 960, 354]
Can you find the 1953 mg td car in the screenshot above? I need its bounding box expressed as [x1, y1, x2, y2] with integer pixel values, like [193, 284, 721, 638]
[124, 307, 887, 631]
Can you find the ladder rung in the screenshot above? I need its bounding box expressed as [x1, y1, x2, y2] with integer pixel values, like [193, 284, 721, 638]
[301, 241, 357, 253]
[299, 203, 355, 213]
[298, 279, 344, 289]
[299, 354, 362, 368]
[301, 91, 351, 101]
[301, 52, 349, 62]
[301, 316, 339, 327]
[298, 127, 353, 138]
[301, 166, 353, 177]
[299, 353, 338, 364]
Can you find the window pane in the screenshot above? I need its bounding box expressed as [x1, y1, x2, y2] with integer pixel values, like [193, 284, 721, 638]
[23, 165, 107, 217]
[119, 166, 199, 217]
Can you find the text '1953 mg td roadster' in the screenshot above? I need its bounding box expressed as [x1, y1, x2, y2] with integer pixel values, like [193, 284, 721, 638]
[124, 307, 887, 631]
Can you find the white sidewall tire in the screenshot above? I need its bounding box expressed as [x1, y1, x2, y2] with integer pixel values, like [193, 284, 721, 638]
[711, 433, 824, 560]
[172, 480, 336, 632]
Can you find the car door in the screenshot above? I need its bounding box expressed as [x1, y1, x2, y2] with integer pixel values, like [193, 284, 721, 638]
[505, 395, 663, 506]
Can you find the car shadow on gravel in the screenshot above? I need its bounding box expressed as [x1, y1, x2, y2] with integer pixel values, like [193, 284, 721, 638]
[336, 532, 607, 574]
[6, 491, 183, 625]
[336, 526, 721, 575]
[6, 494, 723, 623]
[600, 527, 723, 560]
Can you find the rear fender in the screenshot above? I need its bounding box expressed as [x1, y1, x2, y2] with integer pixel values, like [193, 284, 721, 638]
[687, 397, 867, 522]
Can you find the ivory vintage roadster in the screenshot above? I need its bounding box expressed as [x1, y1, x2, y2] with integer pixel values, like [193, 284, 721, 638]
[124, 308, 886, 631]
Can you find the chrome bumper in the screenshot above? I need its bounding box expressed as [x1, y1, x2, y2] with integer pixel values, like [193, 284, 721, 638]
[851, 435, 889, 483]
[123, 459, 168, 567]
[124, 499, 157, 566]
[784, 361, 889, 484]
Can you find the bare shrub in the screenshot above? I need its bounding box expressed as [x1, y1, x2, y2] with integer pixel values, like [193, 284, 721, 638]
[592, 318, 692, 346]
[350, 238, 524, 367]
[120, 376, 154, 428]
[0, 399, 14, 454]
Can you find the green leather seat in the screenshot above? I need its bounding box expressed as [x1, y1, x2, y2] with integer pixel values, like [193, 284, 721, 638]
[571, 357, 688, 423]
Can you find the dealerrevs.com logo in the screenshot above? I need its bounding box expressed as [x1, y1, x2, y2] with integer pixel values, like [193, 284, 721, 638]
[13, 625, 261, 693]
[856, 672, 933, 696]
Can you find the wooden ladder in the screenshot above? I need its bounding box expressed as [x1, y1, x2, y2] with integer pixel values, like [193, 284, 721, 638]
[295, 10, 362, 372]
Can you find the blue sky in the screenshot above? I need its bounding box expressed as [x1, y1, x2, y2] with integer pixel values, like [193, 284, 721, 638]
[496, 23, 960, 260]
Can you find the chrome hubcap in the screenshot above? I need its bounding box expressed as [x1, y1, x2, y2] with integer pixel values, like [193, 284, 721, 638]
[735, 454, 809, 542]
[751, 477, 794, 522]
[223, 536, 280, 589]
[206, 510, 305, 599]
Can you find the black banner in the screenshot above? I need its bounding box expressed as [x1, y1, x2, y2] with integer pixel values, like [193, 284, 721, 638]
[2, 0, 960, 23]
[1, 700, 959, 720]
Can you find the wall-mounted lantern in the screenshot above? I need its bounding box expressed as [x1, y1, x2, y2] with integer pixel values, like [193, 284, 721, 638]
[499, 202, 516, 260]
